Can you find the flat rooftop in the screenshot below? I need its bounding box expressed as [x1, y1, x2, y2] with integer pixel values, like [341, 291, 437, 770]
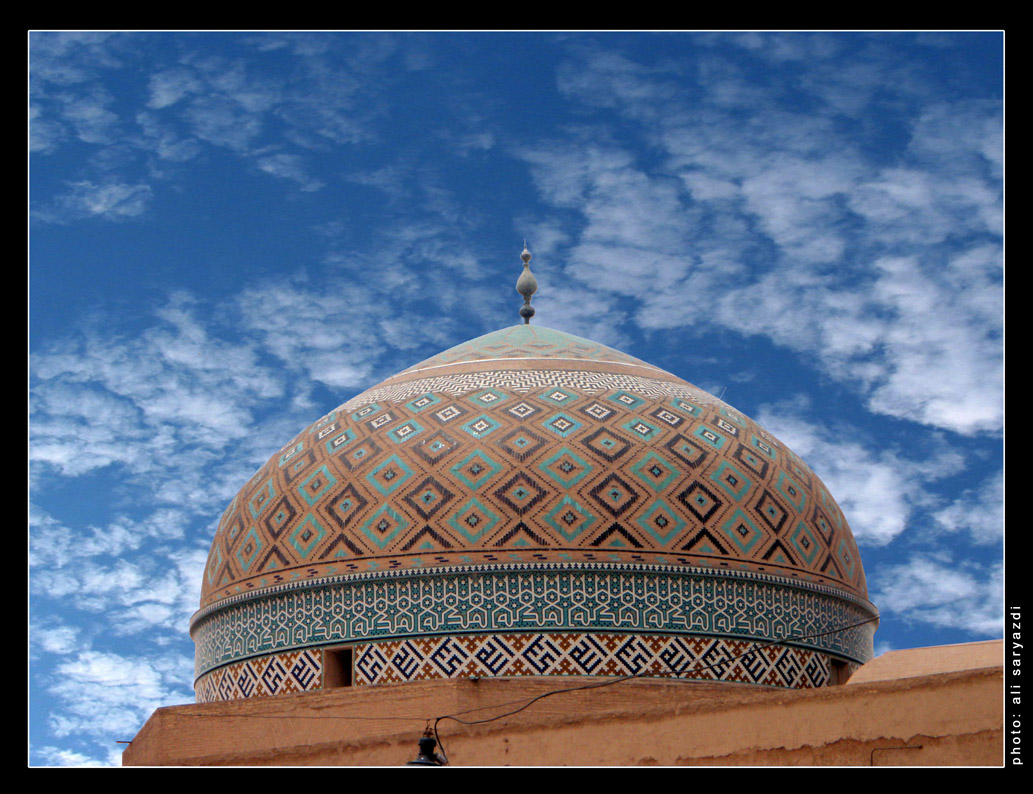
[848, 640, 1004, 685]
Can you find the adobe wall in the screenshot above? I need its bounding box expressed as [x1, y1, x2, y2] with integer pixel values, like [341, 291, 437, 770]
[123, 649, 1004, 767]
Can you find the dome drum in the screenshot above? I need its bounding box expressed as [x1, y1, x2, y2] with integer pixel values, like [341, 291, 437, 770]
[191, 564, 875, 699]
[192, 325, 877, 702]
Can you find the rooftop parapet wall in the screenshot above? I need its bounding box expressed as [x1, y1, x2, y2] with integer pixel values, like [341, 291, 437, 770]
[125, 641, 1004, 767]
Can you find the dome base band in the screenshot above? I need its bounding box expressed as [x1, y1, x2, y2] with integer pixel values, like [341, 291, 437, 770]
[194, 632, 856, 702]
[192, 567, 876, 680]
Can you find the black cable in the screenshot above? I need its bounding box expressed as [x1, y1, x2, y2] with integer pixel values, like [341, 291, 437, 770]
[431, 614, 880, 762]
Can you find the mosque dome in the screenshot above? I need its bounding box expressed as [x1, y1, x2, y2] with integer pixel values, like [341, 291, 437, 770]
[190, 263, 878, 702]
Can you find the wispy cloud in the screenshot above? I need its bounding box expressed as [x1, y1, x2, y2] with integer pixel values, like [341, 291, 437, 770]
[133, 110, 202, 162]
[31, 32, 389, 206]
[45, 649, 194, 740]
[872, 555, 1003, 636]
[34, 180, 153, 223]
[31, 622, 81, 655]
[513, 37, 1002, 438]
[29, 31, 123, 88]
[145, 67, 202, 110]
[35, 746, 120, 768]
[31, 293, 285, 474]
[181, 95, 265, 152]
[254, 152, 325, 191]
[51, 84, 123, 145]
[932, 470, 1003, 545]
[754, 400, 965, 547]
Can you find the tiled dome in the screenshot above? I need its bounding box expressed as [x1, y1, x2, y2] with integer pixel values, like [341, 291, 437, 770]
[191, 324, 878, 701]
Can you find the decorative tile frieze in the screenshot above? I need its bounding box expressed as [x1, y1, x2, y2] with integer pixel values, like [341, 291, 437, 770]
[192, 565, 876, 679]
[351, 633, 832, 689]
[193, 631, 836, 702]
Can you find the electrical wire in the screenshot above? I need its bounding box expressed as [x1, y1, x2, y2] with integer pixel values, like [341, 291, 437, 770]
[430, 614, 880, 763]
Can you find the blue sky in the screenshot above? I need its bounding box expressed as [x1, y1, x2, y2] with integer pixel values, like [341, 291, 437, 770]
[29, 31, 1003, 767]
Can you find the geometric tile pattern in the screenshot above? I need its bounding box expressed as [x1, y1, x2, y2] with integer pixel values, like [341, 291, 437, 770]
[194, 649, 322, 703]
[202, 365, 865, 608]
[351, 633, 832, 689]
[397, 324, 666, 374]
[195, 324, 876, 700]
[193, 632, 834, 701]
[191, 565, 877, 680]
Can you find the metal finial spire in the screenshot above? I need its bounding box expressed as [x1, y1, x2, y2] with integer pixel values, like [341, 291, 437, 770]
[516, 241, 537, 324]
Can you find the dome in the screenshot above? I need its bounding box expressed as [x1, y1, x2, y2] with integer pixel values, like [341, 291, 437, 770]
[191, 323, 878, 702]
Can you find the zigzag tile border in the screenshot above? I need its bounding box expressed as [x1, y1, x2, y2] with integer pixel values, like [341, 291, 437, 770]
[191, 565, 877, 681]
[337, 370, 726, 414]
[396, 325, 663, 374]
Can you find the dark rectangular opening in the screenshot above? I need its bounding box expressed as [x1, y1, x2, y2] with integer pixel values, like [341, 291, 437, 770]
[323, 646, 353, 688]
[830, 659, 849, 686]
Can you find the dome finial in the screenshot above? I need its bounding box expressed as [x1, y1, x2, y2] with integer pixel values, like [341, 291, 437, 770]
[516, 241, 537, 325]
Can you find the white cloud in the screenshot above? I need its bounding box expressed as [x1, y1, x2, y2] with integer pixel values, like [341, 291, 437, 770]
[908, 100, 1004, 177]
[35, 746, 111, 768]
[30, 32, 122, 88]
[31, 294, 286, 482]
[183, 95, 265, 152]
[29, 103, 66, 153]
[755, 401, 964, 547]
[32, 623, 81, 655]
[932, 470, 1003, 545]
[738, 155, 860, 264]
[232, 252, 479, 390]
[146, 68, 201, 109]
[556, 48, 683, 117]
[40, 180, 153, 222]
[54, 84, 122, 144]
[31, 514, 209, 650]
[517, 43, 1003, 437]
[255, 152, 325, 191]
[872, 555, 1003, 636]
[234, 279, 380, 390]
[517, 139, 639, 209]
[46, 650, 194, 740]
[872, 640, 897, 658]
[861, 252, 1002, 434]
[532, 283, 632, 350]
[850, 168, 1001, 246]
[745, 32, 844, 64]
[31, 507, 190, 570]
[529, 142, 1000, 436]
[680, 171, 739, 201]
[133, 110, 202, 162]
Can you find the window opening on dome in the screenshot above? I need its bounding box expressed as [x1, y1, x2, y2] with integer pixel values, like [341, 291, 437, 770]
[830, 659, 849, 686]
[323, 646, 354, 689]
